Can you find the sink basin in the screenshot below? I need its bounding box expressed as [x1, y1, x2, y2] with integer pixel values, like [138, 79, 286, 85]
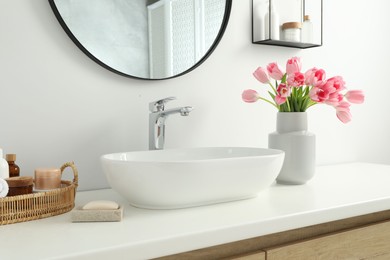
[101, 147, 284, 209]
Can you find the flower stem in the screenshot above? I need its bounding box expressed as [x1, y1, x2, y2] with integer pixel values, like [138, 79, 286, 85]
[268, 82, 277, 94]
[258, 97, 279, 109]
[286, 97, 292, 112]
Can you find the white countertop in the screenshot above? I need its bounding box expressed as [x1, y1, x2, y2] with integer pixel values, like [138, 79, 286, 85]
[1, 162, 390, 260]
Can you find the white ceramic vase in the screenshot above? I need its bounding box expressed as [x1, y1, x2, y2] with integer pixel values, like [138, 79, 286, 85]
[268, 112, 315, 185]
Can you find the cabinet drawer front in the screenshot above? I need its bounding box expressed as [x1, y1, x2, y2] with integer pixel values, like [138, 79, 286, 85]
[266, 221, 390, 259]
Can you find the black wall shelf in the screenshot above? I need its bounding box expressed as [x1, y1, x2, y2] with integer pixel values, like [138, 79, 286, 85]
[252, 0, 323, 49]
[252, 39, 321, 49]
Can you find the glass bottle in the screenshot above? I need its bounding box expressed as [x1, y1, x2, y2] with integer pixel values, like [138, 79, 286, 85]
[264, 1, 280, 40]
[6, 154, 20, 177]
[0, 148, 9, 179]
[301, 15, 314, 43]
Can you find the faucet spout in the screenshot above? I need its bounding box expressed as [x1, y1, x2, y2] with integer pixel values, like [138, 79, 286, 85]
[162, 106, 193, 117]
[179, 106, 193, 116]
[149, 98, 193, 150]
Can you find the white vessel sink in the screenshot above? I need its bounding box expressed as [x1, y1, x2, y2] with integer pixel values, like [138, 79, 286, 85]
[101, 147, 284, 209]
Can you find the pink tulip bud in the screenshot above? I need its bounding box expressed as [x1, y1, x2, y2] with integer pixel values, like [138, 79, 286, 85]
[242, 89, 259, 103]
[326, 76, 346, 92]
[286, 57, 302, 75]
[287, 72, 305, 87]
[267, 62, 285, 81]
[305, 68, 326, 86]
[309, 86, 329, 103]
[275, 95, 286, 105]
[326, 92, 344, 106]
[336, 102, 352, 123]
[345, 90, 365, 104]
[253, 67, 270, 84]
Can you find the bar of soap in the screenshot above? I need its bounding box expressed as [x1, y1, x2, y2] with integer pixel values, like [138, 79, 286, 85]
[82, 200, 119, 210]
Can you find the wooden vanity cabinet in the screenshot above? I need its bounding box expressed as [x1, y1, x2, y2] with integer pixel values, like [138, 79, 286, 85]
[230, 220, 390, 259]
[157, 210, 390, 260]
[230, 251, 265, 260]
[264, 220, 390, 259]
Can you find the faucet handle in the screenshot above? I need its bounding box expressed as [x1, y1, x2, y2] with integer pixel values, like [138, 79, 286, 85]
[149, 96, 176, 112]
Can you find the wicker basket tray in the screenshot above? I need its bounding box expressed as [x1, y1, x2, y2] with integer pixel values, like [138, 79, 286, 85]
[0, 162, 78, 225]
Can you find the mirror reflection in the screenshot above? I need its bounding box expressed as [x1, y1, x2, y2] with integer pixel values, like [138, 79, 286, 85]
[51, 0, 229, 79]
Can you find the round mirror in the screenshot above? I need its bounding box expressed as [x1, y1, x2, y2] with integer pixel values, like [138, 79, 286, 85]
[49, 0, 232, 80]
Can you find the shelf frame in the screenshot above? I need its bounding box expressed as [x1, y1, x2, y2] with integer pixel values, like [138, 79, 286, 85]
[252, 0, 323, 49]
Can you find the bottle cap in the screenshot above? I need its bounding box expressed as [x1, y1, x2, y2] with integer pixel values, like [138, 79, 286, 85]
[304, 15, 310, 21]
[282, 22, 302, 30]
[6, 154, 16, 162]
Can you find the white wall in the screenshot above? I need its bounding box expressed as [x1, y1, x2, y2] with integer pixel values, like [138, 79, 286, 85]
[1, 0, 389, 190]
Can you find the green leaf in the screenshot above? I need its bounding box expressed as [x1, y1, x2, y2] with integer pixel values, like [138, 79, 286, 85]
[302, 98, 310, 111]
[304, 86, 310, 96]
[293, 97, 299, 112]
[281, 73, 287, 84]
[297, 88, 302, 97]
[268, 91, 275, 100]
[297, 97, 303, 111]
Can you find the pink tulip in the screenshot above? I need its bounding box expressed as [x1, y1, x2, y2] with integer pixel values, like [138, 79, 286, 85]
[267, 62, 284, 80]
[345, 90, 365, 104]
[309, 86, 330, 103]
[275, 83, 290, 105]
[326, 92, 344, 106]
[305, 68, 326, 86]
[286, 57, 302, 75]
[277, 83, 291, 97]
[242, 89, 259, 103]
[335, 102, 352, 123]
[304, 68, 316, 85]
[253, 67, 270, 84]
[287, 72, 305, 87]
[325, 76, 346, 92]
[275, 95, 286, 105]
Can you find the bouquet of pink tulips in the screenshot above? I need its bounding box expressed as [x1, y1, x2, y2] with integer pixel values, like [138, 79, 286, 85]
[242, 57, 364, 123]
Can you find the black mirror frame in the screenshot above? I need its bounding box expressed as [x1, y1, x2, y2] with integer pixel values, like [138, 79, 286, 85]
[48, 0, 232, 81]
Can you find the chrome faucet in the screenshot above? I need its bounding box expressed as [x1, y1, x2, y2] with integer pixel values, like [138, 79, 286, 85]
[149, 97, 193, 150]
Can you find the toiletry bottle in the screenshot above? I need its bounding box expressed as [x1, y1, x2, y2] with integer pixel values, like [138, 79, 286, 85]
[301, 15, 313, 43]
[282, 22, 302, 42]
[5, 176, 33, 196]
[6, 154, 20, 177]
[264, 1, 280, 40]
[0, 148, 10, 179]
[34, 168, 61, 190]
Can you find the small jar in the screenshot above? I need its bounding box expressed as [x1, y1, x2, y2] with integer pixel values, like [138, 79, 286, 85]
[34, 168, 62, 190]
[5, 176, 33, 196]
[282, 22, 302, 42]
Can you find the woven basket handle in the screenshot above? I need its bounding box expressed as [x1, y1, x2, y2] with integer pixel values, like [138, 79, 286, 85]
[60, 162, 79, 188]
